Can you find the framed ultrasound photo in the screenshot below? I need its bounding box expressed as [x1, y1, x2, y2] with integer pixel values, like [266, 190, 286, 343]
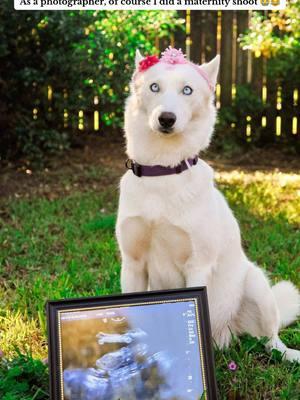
[47, 287, 217, 400]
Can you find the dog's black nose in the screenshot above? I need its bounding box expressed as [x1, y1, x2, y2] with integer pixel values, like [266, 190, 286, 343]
[158, 112, 176, 130]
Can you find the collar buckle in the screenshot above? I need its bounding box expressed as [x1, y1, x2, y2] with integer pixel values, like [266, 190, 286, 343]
[132, 162, 142, 177]
[126, 159, 142, 177]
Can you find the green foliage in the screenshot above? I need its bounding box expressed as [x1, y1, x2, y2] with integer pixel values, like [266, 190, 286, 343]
[0, 352, 49, 399]
[234, 85, 264, 119]
[0, 4, 183, 162]
[215, 334, 300, 399]
[215, 84, 264, 151]
[15, 124, 70, 165]
[240, 1, 300, 84]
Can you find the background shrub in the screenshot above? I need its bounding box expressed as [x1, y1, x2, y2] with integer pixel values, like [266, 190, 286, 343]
[0, 3, 182, 162]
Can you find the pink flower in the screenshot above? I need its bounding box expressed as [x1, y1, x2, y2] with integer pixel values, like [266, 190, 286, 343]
[160, 46, 187, 65]
[139, 55, 159, 72]
[0, 349, 4, 358]
[228, 360, 237, 371]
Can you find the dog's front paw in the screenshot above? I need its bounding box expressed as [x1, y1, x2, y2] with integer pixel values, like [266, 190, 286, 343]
[213, 327, 233, 349]
[283, 348, 300, 363]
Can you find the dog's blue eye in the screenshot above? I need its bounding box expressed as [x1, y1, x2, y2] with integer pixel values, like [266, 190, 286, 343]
[150, 83, 160, 93]
[182, 86, 193, 95]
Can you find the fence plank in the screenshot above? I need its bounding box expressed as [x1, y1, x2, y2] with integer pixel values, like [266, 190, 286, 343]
[220, 11, 234, 107]
[174, 10, 187, 53]
[263, 61, 277, 144]
[84, 110, 94, 133]
[159, 38, 170, 54]
[281, 84, 294, 140]
[251, 56, 263, 97]
[236, 11, 248, 86]
[204, 11, 218, 62]
[295, 88, 300, 138]
[190, 11, 203, 63]
[251, 55, 264, 138]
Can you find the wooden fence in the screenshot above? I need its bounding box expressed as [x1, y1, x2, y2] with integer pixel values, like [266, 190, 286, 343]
[167, 10, 299, 143]
[51, 11, 299, 144]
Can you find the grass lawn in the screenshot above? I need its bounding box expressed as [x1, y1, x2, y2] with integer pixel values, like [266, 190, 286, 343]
[0, 153, 299, 399]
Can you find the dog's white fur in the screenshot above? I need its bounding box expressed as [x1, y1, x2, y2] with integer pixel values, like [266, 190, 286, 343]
[116, 51, 300, 362]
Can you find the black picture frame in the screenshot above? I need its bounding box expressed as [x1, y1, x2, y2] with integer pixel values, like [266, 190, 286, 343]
[47, 287, 217, 400]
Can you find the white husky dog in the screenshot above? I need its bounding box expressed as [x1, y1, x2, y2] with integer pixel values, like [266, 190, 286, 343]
[116, 47, 300, 362]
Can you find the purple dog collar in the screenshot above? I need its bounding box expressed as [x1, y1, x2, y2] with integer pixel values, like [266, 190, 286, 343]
[126, 156, 198, 177]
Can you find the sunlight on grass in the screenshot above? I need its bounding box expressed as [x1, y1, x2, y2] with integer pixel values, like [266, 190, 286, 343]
[216, 170, 300, 284]
[0, 310, 46, 360]
[215, 170, 300, 223]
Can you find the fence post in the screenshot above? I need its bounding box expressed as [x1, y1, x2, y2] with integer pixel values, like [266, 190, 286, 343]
[251, 55, 264, 141]
[296, 89, 300, 139]
[236, 11, 248, 86]
[190, 11, 203, 63]
[263, 61, 277, 144]
[204, 11, 218, 62]
[159, 38, 171, 53]
[281, 83, 294, 140]
[220, 11, 233, 107]
[174, 10, 187, 53]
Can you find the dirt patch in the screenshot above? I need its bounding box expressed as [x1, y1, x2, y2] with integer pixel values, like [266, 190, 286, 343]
[206, 146, 300, 173]
[0, 134, 299, 202]
[0, 136, 125, 201]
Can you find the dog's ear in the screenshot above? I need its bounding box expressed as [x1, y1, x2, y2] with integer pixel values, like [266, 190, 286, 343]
[135, 49, 144, 70]
[200, 55, 220, 87]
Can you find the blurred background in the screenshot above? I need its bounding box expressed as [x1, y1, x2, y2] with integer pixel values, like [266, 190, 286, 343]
[0, 2, 300, 400]
[0, 2, 300, 165]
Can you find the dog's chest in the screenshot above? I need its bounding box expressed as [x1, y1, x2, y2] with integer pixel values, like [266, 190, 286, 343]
[146, 219, 192, 289]
[120, 166, 208, 222]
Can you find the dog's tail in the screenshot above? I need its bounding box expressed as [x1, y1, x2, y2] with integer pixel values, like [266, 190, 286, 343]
[272, 281, 300, 328]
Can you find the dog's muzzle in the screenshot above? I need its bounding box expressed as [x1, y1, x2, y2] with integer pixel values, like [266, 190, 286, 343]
[158, 112, 176, 133]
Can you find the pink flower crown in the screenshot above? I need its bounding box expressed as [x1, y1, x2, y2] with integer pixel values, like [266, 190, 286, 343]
[137, 47, 214, 91]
